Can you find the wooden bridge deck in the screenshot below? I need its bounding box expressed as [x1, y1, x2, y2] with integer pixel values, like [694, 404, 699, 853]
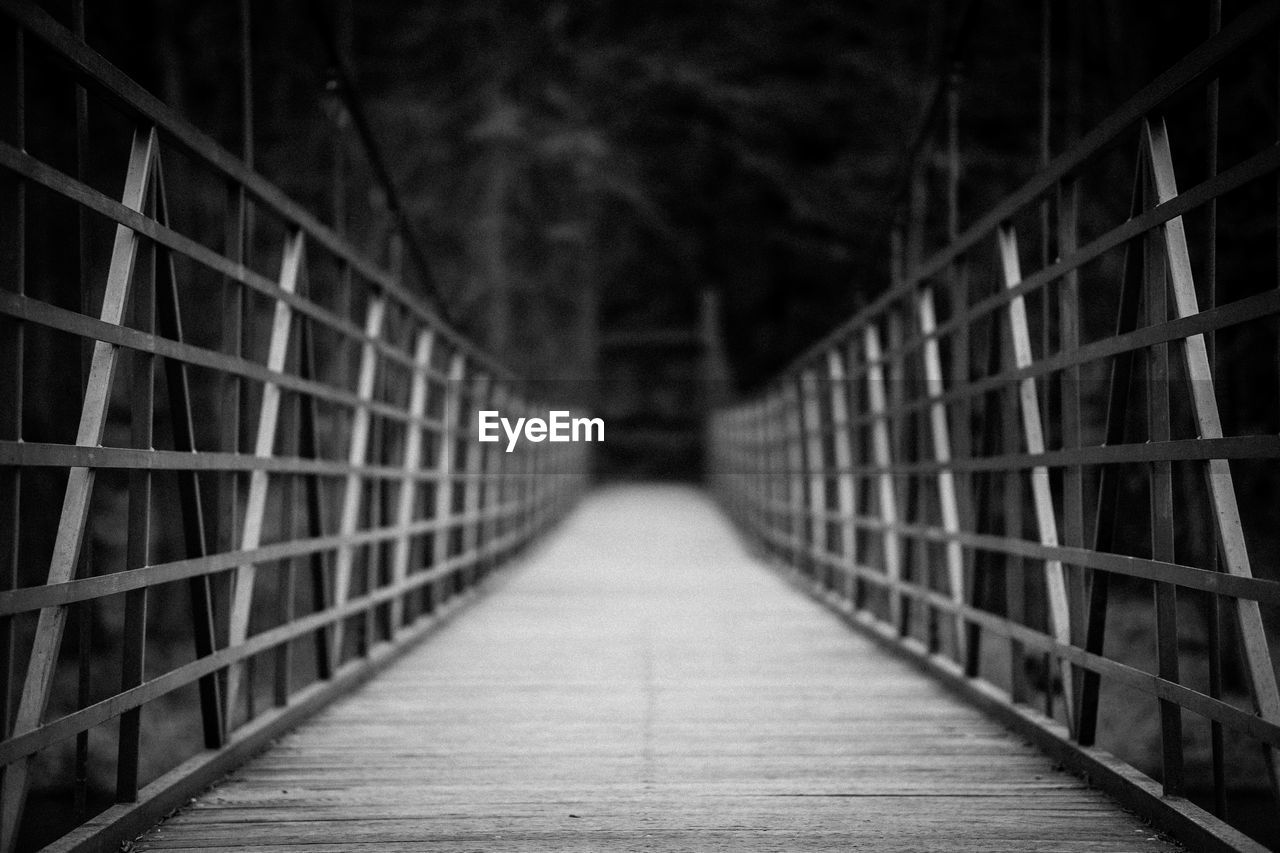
[135, 485, 1177, 852]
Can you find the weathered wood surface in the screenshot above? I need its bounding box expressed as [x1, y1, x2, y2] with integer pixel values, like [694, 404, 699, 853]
[136, 485, 1178, 852]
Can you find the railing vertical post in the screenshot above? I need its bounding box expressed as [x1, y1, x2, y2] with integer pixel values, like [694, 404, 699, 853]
[800, 369, 827, 590]
[530, 398, 546, 537]
[757, 389, 768, 555]
[391, 329, 434, 631]
[225, 230, 304, 722]
[996, 224, 1074, 727]
[524, 396, 539, 545]
[519, 395, 537, 548]
[864, 323, 902, 631]
[297, 317, 334, 680]
[508, 395, 526, 552]
[1145, 118, 1280, 800]
[221, 0, 253, 592]
[998, 311, 1027, 706]
[738, 406, 750, 538]
[826, 348, 858, 607]
[504, 393, 517, 558]
[917, 286, 967, 664]
[485, 384, 510, 576]
[945, 62, 974, 666]
[366, 327, 389, 647]
[965, 314, 1002, 679]
[117, 190, 156, 803]
[886, 310, 910, 636]
[432, 353, 466, 607]
[755, 398, 770, 547]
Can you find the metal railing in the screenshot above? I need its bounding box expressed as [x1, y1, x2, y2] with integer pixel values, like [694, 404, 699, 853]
[0, 2, 587, 850]
[710, 4, 1280, 851]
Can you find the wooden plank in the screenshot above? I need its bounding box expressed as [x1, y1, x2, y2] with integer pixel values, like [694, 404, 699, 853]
[765, 392, 785, 560]
[916, 286, 968, 664]
[995, 224, 1074, 728]
[0, 128, 156, 853]
[1144, 117, 1280, 796]
[1055, 179, 1085, 689]
[481, 383, 509, 578]
[1076, 167, 1145, 746]
[153, 153, 225, 748]
[753, 399, 770, 540]
[224, 231, 305, 721]
[134, 487, 1185, 853]
[863, 325, 902, 629]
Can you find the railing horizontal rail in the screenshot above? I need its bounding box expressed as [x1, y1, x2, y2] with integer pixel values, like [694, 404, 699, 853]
[0, 516, 535, 769]
[783, 513, 1280, 606]
[756, 434, 1280, 471]
[0, 500, 547, 619]
[0, 142, 443, 377]
[763, 533, 1280, 749]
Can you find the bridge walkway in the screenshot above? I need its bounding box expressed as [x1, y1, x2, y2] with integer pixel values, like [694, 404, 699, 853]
[134, 486, 1177, 852]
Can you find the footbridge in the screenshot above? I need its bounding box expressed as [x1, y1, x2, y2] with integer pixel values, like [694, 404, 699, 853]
[2, 1, 1280, 851]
